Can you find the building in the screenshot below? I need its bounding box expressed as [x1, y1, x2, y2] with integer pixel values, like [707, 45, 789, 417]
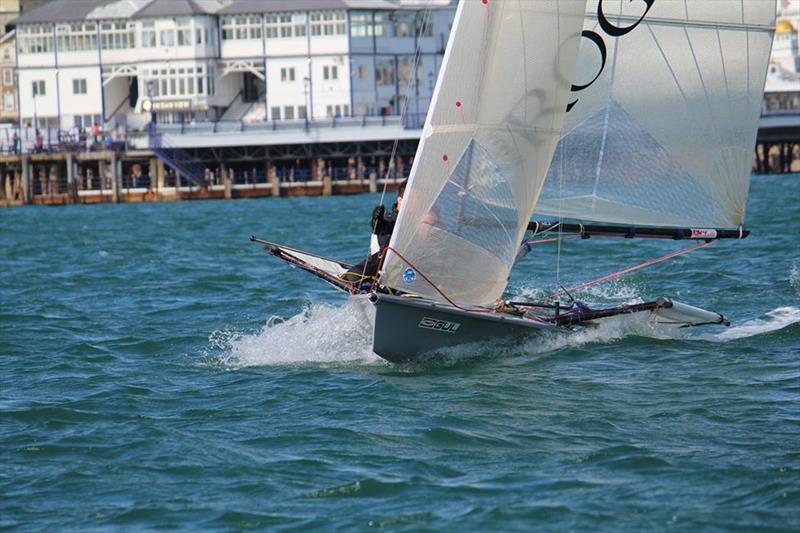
[765, 0, 800, 106]
[11, 0, 455, 139]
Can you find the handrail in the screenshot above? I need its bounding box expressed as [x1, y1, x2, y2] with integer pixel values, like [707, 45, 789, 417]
[238, 88, 267, 122]
[104, 93, 130, 123]
[218, 88, 245, 121]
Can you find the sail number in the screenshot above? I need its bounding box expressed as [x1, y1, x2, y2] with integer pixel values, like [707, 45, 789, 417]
[419, 317, 461, 334]
[568, 0, 655, 112]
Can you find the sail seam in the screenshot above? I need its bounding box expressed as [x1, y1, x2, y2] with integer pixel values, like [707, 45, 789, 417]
[683, 25, 719, 139]
[715, 26, 732, 122]
[645, 22, 690, 108]
[583, 13, 774, 32]
[428, 124, 562, 135]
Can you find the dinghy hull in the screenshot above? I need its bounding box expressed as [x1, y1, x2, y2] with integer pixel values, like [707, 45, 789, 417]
[370, 293, 560, 363]
[371, 293, 729, 363]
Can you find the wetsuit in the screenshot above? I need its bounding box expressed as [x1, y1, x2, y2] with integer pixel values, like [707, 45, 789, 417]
[340, 203, 398, 285]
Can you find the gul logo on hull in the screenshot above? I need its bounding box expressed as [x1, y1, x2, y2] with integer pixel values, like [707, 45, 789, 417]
[418, 317, 461, 334]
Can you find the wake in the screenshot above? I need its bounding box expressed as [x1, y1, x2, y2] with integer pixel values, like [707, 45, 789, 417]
[210, 298, 799, 368]
[212, 297, 383, 368]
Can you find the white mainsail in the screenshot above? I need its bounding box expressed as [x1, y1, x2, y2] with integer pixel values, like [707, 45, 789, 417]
[381, 0, 587, 306]
[536, 0, 777, 229]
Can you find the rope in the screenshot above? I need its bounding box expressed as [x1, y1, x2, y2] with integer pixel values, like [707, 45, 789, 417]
[379, 7, 432, 207]
[547, 239, 716, 300]
[524, 234, 581, 246]
[365, 8, 432, 283]
[384, 246, 487, 313]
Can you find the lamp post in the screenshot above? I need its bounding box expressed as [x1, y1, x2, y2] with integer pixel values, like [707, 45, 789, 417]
[144, 80, 156, 142]
[303, 76, 310, 127]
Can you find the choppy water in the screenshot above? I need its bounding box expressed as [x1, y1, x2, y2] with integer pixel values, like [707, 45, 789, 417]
[1, 175, 799, 531]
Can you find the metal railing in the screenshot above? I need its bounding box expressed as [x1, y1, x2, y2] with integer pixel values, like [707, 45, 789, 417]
[152, 112, 426, 136]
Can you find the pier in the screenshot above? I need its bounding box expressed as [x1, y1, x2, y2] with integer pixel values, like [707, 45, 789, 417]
[0, 133, 416, 208]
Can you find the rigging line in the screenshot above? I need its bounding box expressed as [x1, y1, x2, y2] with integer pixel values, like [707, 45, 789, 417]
[384, 246, 487, 313]
[365, 8, 432, 282]
[547, 239, 717, 299]
[379, 6, 433, 208]
[524, 234, 581, 246]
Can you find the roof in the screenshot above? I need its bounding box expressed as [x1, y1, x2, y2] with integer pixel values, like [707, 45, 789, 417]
[776, 19, 796, 34]
[11, 0, 452, 25]
[133, 0, 232, 18]
[217, 0, 400, 16]
[12, 0, 149, 24]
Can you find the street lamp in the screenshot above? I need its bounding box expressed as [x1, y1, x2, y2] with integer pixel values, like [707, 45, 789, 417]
[144, 80, 156, 140]
[303, 76, 311, 126]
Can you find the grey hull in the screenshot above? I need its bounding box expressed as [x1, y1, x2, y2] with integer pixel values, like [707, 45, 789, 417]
[371, 293, 560, 363]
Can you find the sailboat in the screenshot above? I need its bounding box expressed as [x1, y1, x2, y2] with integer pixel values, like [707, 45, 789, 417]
[252, 0, 777, 363]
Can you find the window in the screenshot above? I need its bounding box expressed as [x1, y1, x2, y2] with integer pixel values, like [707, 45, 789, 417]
[159, 29, 174, 47]
[195, 28, 202, 44]
[56, 22, 98, 52]
[284, 106, 294, 120]
[72, 78, 87, 94]
[222, 15, 261, 40]
[398, 57, 421, 85]
[100, 21, 135, 50]
[2, 69, 11, 86]
[373, 13, 386, 37]
[266, 14, 297, 39]
[177, 29, 191, 46]
[326, 104, 348, 118]
[143, 65, 206, 98]
[142, 21, 156, 47]
[358, 63, 369, 80]
[176, 18, 191, 46]
[310, 11, 346, 36]
[271, 106, 281, 120]
[350, 13, 372, 37]
[2, 48, 9, 60]
[280, 67, 295, 82]
[416, 16, 433, 38]
[323, 65, 338, 80]
[298, 105, 307, 119]
[375, 58, 395, 86]
[4, 93, 14, 111]
[32, 80, 46, 96]
[394, 14, 413, 37]
[19, 24, 53, 54]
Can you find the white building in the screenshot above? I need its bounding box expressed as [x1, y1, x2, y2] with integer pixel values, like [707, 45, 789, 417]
[12, 0, 455, 135]
[765, 0, 800, 96]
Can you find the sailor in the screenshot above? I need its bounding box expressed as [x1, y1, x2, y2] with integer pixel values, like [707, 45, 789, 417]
[340, 180, 406, 287]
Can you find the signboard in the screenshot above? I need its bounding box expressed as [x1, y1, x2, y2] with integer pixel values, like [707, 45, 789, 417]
[151, 100, 192, 111]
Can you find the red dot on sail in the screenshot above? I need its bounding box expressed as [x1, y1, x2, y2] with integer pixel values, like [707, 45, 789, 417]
[455, 100, 462, 108]
[482, 0, 488, 4]
[443, 155, 449, 162]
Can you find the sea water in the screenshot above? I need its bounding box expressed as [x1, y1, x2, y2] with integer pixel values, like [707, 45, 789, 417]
[1, 175, 798, 531]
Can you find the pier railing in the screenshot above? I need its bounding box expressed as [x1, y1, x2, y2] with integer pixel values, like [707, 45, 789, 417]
[151, 112, 425, 136]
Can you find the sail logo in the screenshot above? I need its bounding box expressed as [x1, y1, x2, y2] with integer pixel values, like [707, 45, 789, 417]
[568, 0, 655, 112]
[419, 317, 461, 334]
[403, 268, 416, 284]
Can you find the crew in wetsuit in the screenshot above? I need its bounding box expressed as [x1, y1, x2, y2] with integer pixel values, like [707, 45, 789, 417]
[340, 181, 405, 287]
